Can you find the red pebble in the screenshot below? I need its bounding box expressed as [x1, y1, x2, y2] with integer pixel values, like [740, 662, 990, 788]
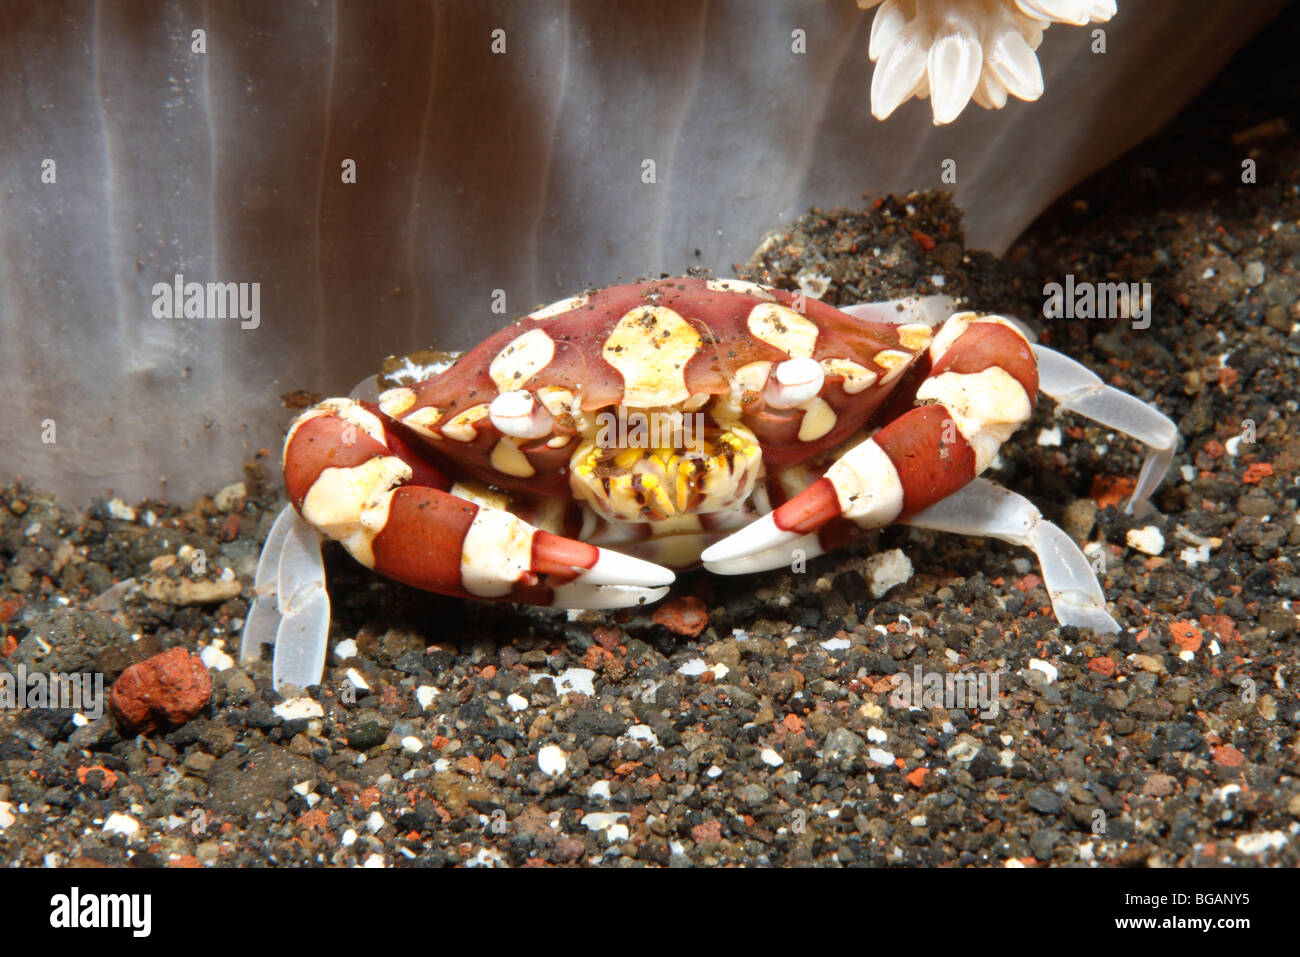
[652, 596, 709, 637]
[1242, 462, 1273, 484]
[1088, 657, 1116, 678]
[109, 647, 212, 734]
[1213, 745, 1245, 768]
[691, 820, 723, 845]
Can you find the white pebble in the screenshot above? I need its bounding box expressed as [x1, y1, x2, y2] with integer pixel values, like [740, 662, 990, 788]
[200, 644, 234, 672]
[867, 747, 895, 766]
[335, 638, 358, 660]
[0, 802, 14, 829]
[530, 668, 595, 696]
[345, 668, 370, 692]
[367, 811, 384, 833]
[624, 725, 659, 748]
[362, 854, 385, 868]
[678, 658, 708, 676]
[1029, 659, 1059, 684]
[1235, 831, 1287, 855]
[760, 748, 784, 767]
[507, 693, 529, 712]
[274, 697, 324, 721]
[401, 736, 423, 753]
[214, 481, 247, 511]
[1036, 426, 1062, 447]
[580, 812, 627, 833]
[106, 498, 137, 522]
[707, 765, 723, 779]
[864, 549, 913, 598]
[588, 781, 612, 801]
[538, 745, 568, 777]
[102, 813, 140, 838]
[867, 727, 888, 743]
[415, 685, 437, 709]
[1126, 525, 1165, 556]
[342, 828, 357, 846]
[820, 637, 850, 651]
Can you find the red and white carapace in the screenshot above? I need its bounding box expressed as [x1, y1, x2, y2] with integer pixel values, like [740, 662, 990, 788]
[277, 276, 1177, 635]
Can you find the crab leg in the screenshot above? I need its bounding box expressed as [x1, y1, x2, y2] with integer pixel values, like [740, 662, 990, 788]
[703, 313, 1038, 566]
[902, 478, 1120, 633]
[284, 397, 673, 608]
[1032, 345, 1178, 513]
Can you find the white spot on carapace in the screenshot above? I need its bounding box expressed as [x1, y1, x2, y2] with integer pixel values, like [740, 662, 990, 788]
[401, 406, 444, 439]
[873, 349, 914, 385]
[528, 293, 589, 321]
[896, 323, 934, 352]
[536, 386, 576, 418]
[377, 387, 417, 419]
[826, 439, 905, 528]
[706, 278, 775, 299]
[797, 397, 836, 442]
[490, 437, 536, 477]
[734, 361, 772, 394]
[603, 306, 701, 408]
[489, 390, 551, 439]
[301, 456, 412, 568]
[746, 302, 819, 358]
[460, 506, 536, 597]
[441, 404, 490, 442]
[765, 357, 824, 409]
[820, 358, 879, 395]
[489, 328, 556, 392]
[917, 367, 1032, 474]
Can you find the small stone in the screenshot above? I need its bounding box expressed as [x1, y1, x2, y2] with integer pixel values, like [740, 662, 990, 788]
[1026, 787, 1061, 814]
[225, 670, 256, 705]
[110, 648, 212, 734]
[1143, 774, 1177, 797]
[823, 727, 864, 758]
[1062, 498, 1098, 540]
[538, 745, 568, 777]
[1126, 526, 1165, 556]
[738, 784, 769, 805]
[1131, 654, 1165, 674]
[273, 697, 324, 721]
[863, 549, 913, 598]
[652, 596, 710, 637]
[214, 482, 248, 512]
[347, 722, 387, 752]
[102, 812, 140, 838]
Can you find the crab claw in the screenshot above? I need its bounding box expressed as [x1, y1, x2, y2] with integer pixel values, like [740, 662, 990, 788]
[704, 313, 1039, 569]
[326, 484, 673, 609]
[283, 396, 673, 609]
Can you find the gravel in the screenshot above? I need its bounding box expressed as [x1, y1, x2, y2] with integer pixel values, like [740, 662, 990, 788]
[2, 7, 1299, 869]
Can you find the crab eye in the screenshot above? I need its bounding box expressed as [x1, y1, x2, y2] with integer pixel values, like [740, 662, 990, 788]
[489, 390, 552, 439]
[764, 357, 825, 408]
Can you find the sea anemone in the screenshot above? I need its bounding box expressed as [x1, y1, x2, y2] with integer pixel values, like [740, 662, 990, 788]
[858, 0, 1117, 124]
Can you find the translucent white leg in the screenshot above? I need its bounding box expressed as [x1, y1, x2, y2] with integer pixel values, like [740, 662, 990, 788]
[839, 295, 957, 327]
[903, 478, 1120, 633]
[240, 504, 332, 691]
[1033, 344, 1179, 514]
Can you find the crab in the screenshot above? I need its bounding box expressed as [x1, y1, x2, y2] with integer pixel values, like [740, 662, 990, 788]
[243, 276, 1177, 688]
